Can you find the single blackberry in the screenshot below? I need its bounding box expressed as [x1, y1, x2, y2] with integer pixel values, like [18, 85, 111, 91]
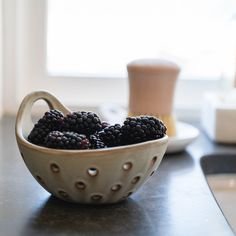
[98, 124, 122, 147]
[38, 110, 64, 128]
[62, 111, 102, 135]
[45, 131, 90, 150]
[28, 110, 64, 145]
[28, 123, 52, 145]
[121, 116, 166, 145]
[89, 135, 106, 149]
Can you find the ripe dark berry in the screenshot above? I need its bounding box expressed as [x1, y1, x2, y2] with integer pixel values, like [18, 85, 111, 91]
[38, 110, 64, 128]
[62, 111, 102, 135]
[45, 131, 90, 150]
[28, 110, 64, 145]
[89, 135, 106, 149]
[28, 123, 52, 145]
[121, 116, 166, 145]
[98, 124, 122, 147]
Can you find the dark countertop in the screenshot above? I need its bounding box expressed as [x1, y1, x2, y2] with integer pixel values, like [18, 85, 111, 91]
[1, 117, 236, 236]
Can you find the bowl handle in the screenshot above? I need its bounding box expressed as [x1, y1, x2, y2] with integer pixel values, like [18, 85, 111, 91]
[15, 91, 71, 140]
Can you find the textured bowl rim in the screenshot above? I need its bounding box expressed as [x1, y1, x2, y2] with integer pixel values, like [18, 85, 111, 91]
[16, 133, 168, 156]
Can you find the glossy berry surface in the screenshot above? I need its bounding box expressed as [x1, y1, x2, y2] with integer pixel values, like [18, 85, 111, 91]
[121, 116, 166, 145]
[45, 131, 90, 150]
[62, 111, 102, 136]
[28, 110, 64, 145]
[98, 124, 122, 147]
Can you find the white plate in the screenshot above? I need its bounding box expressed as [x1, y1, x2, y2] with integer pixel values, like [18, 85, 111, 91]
[99, 104, 199, 154]
[167, 122, 199, 154]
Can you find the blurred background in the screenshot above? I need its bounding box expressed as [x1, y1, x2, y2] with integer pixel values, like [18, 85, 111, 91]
[0, 0, 236, 119]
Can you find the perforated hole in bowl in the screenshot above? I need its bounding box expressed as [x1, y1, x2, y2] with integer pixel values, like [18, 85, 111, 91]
[122, 162, 132, 171]
[50, 163, 60, 173]
[75, 181, 86, 190]
[151, 156, 158, 166]
[58, 190, 69, 199]
[87, 167, 98, 177]
[111, 184, 122, 192]
[131, 176, 141, 184]
[91, 194, 103, 201]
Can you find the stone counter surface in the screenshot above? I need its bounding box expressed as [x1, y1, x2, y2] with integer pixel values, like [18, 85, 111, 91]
[0, 117, 235, 236]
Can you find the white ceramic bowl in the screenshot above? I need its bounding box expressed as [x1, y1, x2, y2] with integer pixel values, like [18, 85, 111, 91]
[15, 91, 168, 204]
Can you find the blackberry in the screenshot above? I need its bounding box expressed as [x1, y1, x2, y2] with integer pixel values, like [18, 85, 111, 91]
[28, 110, 64, 145]
[45, 131, 90, 150]
[89, 135, 106, 149]
[121, 116, 166, 145]
[98, 124, 122, 147]
[38, 110, 64, 128]
[62, 111, 102, 135]
[28, 123, 52, 145]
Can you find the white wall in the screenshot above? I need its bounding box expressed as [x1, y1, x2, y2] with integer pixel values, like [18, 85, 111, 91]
[2, 0, 18, 115]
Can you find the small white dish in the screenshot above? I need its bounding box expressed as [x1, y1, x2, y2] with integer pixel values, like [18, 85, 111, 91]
[167, 122, 199, 153]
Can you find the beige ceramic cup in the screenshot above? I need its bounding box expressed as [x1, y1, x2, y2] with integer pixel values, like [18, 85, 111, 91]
[127, 59, 180, 137]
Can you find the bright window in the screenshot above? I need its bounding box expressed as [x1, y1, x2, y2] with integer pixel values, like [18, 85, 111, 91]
[47, 0, 236, 79]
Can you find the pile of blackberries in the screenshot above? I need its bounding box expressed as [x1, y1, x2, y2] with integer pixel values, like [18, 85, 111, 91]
[28, 110, 166, 150]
